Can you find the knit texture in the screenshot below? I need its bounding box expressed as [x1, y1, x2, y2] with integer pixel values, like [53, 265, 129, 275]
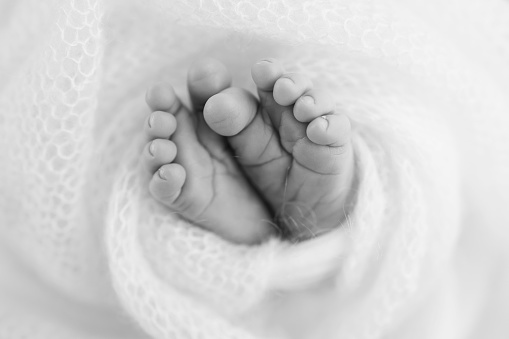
[0, 0, 508, 338]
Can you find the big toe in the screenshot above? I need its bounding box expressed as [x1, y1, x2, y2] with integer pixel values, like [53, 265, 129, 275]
[187, 58, 232, 110]
[203, 87, 258, 137]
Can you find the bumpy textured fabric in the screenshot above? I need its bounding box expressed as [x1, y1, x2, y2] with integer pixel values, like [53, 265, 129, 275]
[0, 0, 508, 338]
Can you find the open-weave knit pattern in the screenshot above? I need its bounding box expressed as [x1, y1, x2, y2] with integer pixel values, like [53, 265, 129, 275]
[0, 0, 508, 338]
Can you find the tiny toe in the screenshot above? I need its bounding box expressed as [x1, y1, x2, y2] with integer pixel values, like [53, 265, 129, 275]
[142, 139, 177, 173]
[273, 73, 313, 106]
[187, 58, 232, 110]
[306, 114, 351, 147]
[149, 164, 186, 206]
[146, 83, 181, 113]
[251, 58, 285, 91]
[203, 87, 258, 137]
[144, 111, 177, 139]
[293, 90, 335, 123]
[293, 137, 351, 175]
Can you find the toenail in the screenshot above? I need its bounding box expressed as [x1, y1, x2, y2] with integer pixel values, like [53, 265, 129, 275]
[149, 141, 156, 156]
[158, 168, 167, 180]
[320, 115, 329, 129]
[148, 114, 155, 128]
[280, 77, 295, 84]
[256, 58, 274, 64]
[188, 68, 211, 82]
[301, 95, 315, 105]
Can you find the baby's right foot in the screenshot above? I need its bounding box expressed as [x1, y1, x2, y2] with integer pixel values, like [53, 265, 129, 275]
[203, 59, 355, 240]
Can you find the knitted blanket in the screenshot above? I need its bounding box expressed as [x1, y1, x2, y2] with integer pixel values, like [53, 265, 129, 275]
[0, 0, 508, 338]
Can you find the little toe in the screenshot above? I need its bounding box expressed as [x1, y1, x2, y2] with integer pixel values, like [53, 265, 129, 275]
[149, 164, 186, 207]
[293, 89, 335, 123]
[273, 73, 313, 106]
[144, 111, 177, 140]
[187, 58, 232, 111]
[142, 139, 177, 173]
[306, 114, 351, 147]
[203, 87, 258, 137]
[293, 138, 350, 175]
[146, 83, 182, 114]
[251, 58, 285, 92]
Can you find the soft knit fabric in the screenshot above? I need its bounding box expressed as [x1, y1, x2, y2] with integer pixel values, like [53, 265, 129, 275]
[0, 0, 508, 338]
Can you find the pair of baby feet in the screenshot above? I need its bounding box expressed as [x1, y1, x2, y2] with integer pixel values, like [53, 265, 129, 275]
[142, 58, 354, 245]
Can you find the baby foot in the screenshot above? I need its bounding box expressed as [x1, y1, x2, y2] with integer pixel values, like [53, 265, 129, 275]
[142, 59, 274, 244]
[203, 58, 354, 240]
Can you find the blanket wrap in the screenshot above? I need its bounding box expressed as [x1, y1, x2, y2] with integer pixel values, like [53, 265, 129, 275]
[0, 0, 508, 338]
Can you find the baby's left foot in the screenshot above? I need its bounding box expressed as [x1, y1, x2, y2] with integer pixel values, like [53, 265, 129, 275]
[141, 59, 274, 244]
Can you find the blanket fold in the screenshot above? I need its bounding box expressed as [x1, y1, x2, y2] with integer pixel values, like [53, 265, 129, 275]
[0, 0, 508, 338]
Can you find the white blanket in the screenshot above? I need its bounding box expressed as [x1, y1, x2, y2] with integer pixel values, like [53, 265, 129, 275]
[0, 0, 508, 338]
